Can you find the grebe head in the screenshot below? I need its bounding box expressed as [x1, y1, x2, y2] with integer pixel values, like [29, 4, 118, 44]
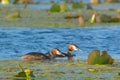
[51, 48, 65, 56]
[68, 43, 82, 52]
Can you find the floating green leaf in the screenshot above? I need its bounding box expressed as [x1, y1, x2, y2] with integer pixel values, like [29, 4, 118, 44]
[6, 12, 20, 19]
[14, 64, 35, 80]
[72, 2, 84, 9]
[118, 72, 120, 76]
[50, 3, 61, 12]
[87, 50, 114, 65]
[1, 0, 11, 4]
[60, 2, 69, 12]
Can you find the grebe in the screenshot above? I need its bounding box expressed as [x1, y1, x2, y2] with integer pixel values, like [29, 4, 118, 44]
[21, 48, 65, 61]
[57, 43, 81, 60]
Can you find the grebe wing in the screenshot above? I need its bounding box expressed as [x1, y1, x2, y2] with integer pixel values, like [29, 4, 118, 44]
[24, 52, 45, 56]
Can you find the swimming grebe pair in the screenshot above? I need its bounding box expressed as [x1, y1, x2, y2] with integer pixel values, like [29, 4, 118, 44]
[21, 48, 65, 61]
[21, 43, 81, 61]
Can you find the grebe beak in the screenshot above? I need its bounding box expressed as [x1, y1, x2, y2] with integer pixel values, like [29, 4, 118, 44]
[56, 51, 65, 56]
[78, 48, 82, 52]
[61, 53, 66, 56]
[74, 47, 82, 52]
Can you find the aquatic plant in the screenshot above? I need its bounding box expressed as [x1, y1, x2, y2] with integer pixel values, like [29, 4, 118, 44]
[104, 0, 119, 3]
[0, 59, 120, 79]
[87, 50, 114, 65]
[50, 71, 66, 74]
[77, 72, 83, 74]
[108, 18, 120, 22]
[50, 3, 61, 12]
[100, 14, 111, 22]
[13, 0, 19, 4]
[14, 64, 35, 80]
[72, 2, 85, 9]
[86, 4, 93, 10]
[60, 2, 69, 12]
[6, 11, 20, 19]
[100, 51, 114, 64]
[0, 4, 119, 27]
[1, 0, 10, 4]
[88, 68, 98, 72]
[118, 72, 120, 76]
[78, 16, 84, 26]
[100, 14, 120, 23]
[64, 15, 79, 19]
[87, 50, 100, 65]
[90, 10, 97, 24]
[14, 0, 34, 4]
[90, 0, 101, 4]
[90, 13, 96, 24]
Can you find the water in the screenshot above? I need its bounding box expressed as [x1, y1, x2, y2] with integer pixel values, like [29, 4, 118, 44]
[0, 26, 120, 60]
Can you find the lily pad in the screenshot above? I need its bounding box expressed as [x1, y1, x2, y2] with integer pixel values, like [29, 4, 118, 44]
[118, 72, 120, 76]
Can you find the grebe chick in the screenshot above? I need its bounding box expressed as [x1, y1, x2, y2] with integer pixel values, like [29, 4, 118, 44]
[21, 48, 65, 61]
[57, 43, 81, 60]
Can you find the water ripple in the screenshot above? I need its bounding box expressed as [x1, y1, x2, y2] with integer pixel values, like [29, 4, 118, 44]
[0, 27, 120, 60]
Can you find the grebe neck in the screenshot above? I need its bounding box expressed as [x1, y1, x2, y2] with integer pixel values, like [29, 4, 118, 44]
[45, 52, 53, 61]
[67, 50, 73, 61]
